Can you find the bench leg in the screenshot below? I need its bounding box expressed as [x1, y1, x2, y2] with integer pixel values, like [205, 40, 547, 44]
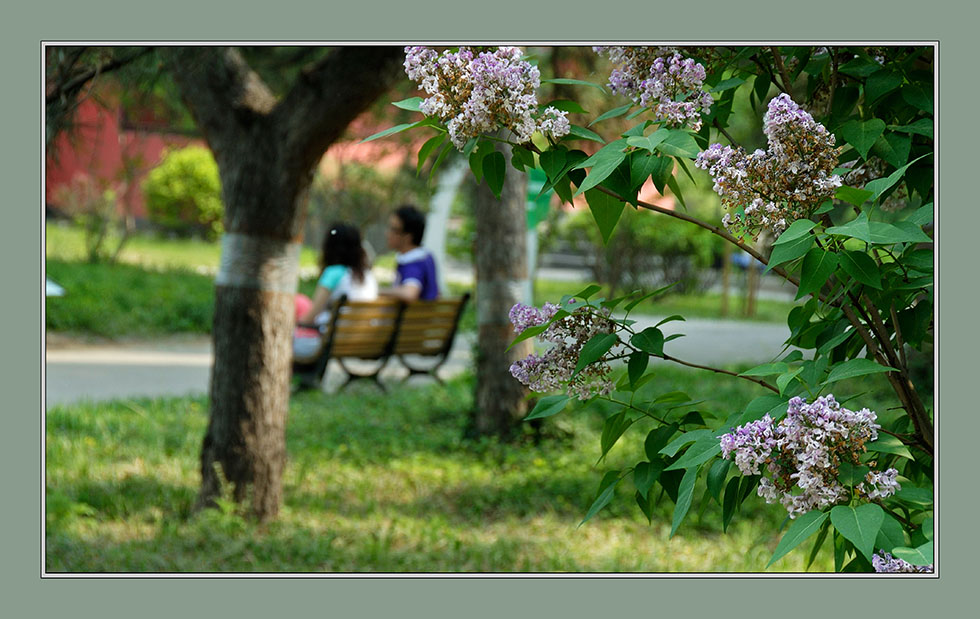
[336, 358, 389, 393]
[397, 355, 447, 386]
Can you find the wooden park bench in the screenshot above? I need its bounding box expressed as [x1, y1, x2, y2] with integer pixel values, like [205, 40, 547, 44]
[292, 292, 470, 392]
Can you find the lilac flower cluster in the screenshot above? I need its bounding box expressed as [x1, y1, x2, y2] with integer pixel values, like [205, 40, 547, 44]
[872, 551, 933, 573]
[720, 395, 900, 518]
[695, 94, 842, 238]
[403, 46, 571, 150]
[593, 46, 714, 131]
[508, 301, 618, 400]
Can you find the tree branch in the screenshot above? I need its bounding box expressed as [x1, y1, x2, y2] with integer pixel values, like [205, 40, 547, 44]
[275, 46, 405, 173]
[46, 47, 155, 105]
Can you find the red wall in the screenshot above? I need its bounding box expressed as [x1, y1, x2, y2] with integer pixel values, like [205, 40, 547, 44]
[46, 97, 203, 219]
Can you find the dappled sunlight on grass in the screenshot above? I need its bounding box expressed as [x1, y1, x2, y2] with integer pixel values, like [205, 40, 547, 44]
[46, 371, 836, 573]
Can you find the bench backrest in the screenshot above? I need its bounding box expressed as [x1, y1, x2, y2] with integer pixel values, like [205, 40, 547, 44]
[393, 293, 470, 357]
[322, 297, 404, 360]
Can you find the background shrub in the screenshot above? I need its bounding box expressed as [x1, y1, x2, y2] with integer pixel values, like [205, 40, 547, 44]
[143, 145, 224, 240]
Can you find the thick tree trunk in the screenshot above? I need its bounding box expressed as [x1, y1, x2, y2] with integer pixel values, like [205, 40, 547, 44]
[471, 143, 532, 439]
[165, 46, 404, 521]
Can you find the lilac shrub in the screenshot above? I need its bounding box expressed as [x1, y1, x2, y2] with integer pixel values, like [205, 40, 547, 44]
[695, 94, 842, 238]
[593, 46, 714, 130]
[719, 395, 899, 518]
[403, 46, 571, 150]
[872, 551, 933, 573]
[508, 302, 618, 400]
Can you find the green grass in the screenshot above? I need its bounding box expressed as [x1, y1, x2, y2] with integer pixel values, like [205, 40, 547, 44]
[533, 279, 797, 323]
[46, 367, 846, 573]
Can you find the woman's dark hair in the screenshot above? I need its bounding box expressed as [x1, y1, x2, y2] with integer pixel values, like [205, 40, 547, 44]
[320, 222, 369, 282]
[394, 204, 426, 246]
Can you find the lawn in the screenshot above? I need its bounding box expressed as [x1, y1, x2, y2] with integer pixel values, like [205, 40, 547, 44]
[44, 365, 860, 574]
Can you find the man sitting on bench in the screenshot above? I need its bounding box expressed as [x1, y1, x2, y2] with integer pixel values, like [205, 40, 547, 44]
[381, 204, 440, 302]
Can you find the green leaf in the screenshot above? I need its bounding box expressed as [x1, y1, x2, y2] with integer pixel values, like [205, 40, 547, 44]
[392, 96, 423, 112]
[599, 411, 634, 461]
[922, 517, 934, 542]
[626, 128, 670, 153]
[818, 327, 856, 355]
[888, 118, 933, 139]
[511, 145, 535, 172]
[826, 358, 896, 383]
[633, 460, 665, 499]
[539, 149, 567, 183]
[665, 436, 722, 471]
[482, 151, 506, 199]
[796, 248, 839, 299]
[838, 118, 886, 160]
[572, 332, 618, 378]
[627, 351, 649, 388]
[866, 434, 914, 460]
[570, 284, 602, 300]
[767, 233, 813, 271]
[864, 153, 930, 202]
[776, 367, 804, 395]
[865, 69, 903, 104]
[669, 467, 699, 537]
[660, 429, 715, 457]
[427, 141, 454, 181]
[655, 315, 685, 328]
[579, 472, 621, 526]
[468, 140, 495, 182]
[524, 394, 571, 420]
[872, 132, 912, 169]
[768, 510, 829, 567]
[739, 362, 789, 377]
[665, 174, 687, 209]
[573, 140, 627, 194]
[417, 133, 447, 175]
[710, 76, 746, 92]
[542, 77, 607, 93]
[734, 394, 790, 427]
[630, 327, 665, 356]
[837, 462, 870, 486]
[647, 155, 674, 195]
[905, 203, 934, 227]
[362, 122, 418, 143]
[806, 520, 832, 571]
[835, 185, 874, 207]
[655, 131, 701, 159]
[722, 477, 739, 532]
[876, 513, 908, 553]
[839, 250, 882, 289]
[589, 103, 634, 127]
[566, 124, 605, 144]
[901, 82, 933, 114]
[868, 221, 932, 245]
[891, 541, 934, 566]
[827, 212, 872, 243]
[773, 219, 817, 246]
[644, 424, 678, 461]
[830, 503, 884, 562]
[706, 458, 731, 503]
[893, 485, 933, 506]
[584, 188, 627, 245]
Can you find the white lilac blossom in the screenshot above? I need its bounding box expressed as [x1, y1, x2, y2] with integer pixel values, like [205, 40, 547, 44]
[719, 395, 897, 518]
[593, 46, 713, 131]
[872, 551, 933, 573]
[695, 94, 842, 238]
[508, 301, 618, 400]
[403, 46, 571, 150]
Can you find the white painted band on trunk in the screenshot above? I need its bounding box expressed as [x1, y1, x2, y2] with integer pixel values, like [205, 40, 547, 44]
[476, 278, 528, 326]
[215, 233, 301, 294]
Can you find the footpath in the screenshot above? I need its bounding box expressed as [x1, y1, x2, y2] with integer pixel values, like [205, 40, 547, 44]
[44, 313, 797, 410]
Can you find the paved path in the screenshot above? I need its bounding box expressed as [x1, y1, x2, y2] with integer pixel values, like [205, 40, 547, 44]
[45, 315, 795, 410]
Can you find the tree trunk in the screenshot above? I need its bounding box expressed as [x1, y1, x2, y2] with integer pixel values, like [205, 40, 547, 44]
[165, 46, 403, 521]
[471, 142, 532, 439]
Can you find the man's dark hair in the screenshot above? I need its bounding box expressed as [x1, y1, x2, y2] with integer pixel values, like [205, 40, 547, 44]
[394, 204, 426, 246]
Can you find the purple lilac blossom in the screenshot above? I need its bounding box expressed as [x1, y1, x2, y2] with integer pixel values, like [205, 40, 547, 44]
[695, 94, 842, 238]
[593, 46, 713, 130]
[719, 394, 891, 518]
[404, 46, 570, 150]
[508, 301, 618, 401]
[872, 551, 933, 573]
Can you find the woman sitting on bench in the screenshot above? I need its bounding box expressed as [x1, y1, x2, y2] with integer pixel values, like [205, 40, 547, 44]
[293, 222, 378, 358]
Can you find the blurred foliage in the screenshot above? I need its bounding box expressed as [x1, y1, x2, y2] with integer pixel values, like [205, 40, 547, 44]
[143, 146, 224, 240]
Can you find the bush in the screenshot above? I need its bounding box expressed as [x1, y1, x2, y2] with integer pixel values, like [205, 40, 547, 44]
[143, 145, 224, 240]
